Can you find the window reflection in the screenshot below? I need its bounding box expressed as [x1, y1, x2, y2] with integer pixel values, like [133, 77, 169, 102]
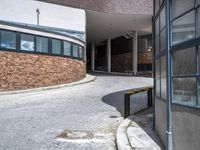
[172, 11, 195, 45]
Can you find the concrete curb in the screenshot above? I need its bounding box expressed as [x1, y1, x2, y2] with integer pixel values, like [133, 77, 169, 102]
[116, 117, 133, 150]
[0, 74, 96, 95]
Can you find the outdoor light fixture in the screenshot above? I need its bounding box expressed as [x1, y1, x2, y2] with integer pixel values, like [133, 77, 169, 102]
[147, 46, 152, 52]
[36, 8, 40, 26]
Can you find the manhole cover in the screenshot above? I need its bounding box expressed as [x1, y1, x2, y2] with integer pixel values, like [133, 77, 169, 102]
[55, 129, 94, 140]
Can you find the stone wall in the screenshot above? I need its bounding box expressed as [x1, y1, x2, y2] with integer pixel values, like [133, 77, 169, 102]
[0, 51, 86, 91]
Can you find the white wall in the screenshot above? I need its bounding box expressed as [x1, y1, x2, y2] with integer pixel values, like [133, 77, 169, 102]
[0, 0, 86, 32]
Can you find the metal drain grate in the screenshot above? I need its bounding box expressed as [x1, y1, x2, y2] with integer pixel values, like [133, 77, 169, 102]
[55, 129, 94, 140]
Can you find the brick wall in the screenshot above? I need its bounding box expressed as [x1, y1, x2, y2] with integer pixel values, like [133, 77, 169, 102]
[138, 52, 152, 64]
[0, 51, 86, 91]
[111, 52, 152, 72]
[39, 0, 153, 15]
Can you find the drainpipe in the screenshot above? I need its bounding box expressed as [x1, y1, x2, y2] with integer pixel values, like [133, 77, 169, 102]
[166, 0, 173, 150]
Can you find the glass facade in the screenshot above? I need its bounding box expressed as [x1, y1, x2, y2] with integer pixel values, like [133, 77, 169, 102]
[0, 29, 85, 60]
[154, 0, 200, 107]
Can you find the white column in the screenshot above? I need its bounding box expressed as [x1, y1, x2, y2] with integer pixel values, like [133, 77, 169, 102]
[107, 38, 111, 73]
[91, 43, 95, 72]
[132, 31, 138, 75]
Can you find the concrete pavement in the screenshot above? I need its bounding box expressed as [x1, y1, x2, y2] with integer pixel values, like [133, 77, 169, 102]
[0, 74, 153, 150]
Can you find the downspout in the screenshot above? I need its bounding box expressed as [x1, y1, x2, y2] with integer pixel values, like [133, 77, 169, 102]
[166, 0, 173, 150]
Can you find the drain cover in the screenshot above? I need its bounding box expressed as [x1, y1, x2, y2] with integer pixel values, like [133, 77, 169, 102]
[55, 129, 94, 140]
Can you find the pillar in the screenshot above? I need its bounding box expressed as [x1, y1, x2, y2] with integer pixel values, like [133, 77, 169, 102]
[132, 31, 138, 75]
[91, 43, 95, 72]
[107, 38, 111, 73]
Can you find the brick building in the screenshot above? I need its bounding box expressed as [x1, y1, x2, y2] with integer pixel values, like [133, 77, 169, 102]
[0, 0, 153, 90]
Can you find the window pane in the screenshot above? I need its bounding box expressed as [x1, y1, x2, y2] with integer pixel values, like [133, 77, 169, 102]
[160, 28, 166, 51]
[155, 17, 159, 37]
[36, 36, 48, 53]
[172, 0, 194, 18]
[161, 56, 166, 99]
[155, 0, 160, 15]
[161, 76, 166, 99]
[197, 8, 200, 36]
[155, 37, 159, 55]
[79, 46, 84, 59]
[0, 30, 16, 49]
[172, 11, 195, 45]
[52, 39, 61, 55]
[64, 41, 71, 56]
[161, 56, 166, 76]
[173, 78, 196, 106]
[20, 34, 34, 51]
[155, 59, 160, 78]
[160, 6, 166, 30]
[156, 77, 160, 97]
[173, 47, 196, 75]
[72, 44, 79, 57]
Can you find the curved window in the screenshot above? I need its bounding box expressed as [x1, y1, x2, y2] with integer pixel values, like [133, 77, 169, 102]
[0, 29, 85, 60]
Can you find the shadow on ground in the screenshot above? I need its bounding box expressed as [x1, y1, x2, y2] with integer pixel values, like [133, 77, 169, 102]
[102, 89, 149, 117]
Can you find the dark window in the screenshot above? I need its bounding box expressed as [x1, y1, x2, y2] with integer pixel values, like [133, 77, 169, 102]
[52, 39, 61, 55]
[0, 30, 16, 49]
[20, 34, 35, 51]
[36, 36, 48, 53]
[64, 41, 71, 56]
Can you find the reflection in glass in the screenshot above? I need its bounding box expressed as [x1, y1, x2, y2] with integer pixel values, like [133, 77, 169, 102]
[155, 37, 159, 55]
[173, 47, 196, 75]
[172, 11, 195, 45]
[36, 36, 48, 53]
[173, 78, 196, 106]
[72, 44, 79, 58]
[156, 77, 160, 97]
[52, 39, 61, 55]
[79, 46, 84, 59]
[1, 31, 16, 49]
[160, 6, 166, 30]
[155, 59, 160, 78]
[21, 34, 34, 51]
[155, 18, 160, 37]
[160, 28, 166, 51]
[161, 76, 166, 99]
[172, 0, 194, 18]
[64, 41, 71, 56]
[155, 0, 160, 15]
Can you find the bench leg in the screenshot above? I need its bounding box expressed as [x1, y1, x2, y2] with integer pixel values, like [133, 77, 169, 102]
[147, 89, 153, 107]
[124, 94, 130, 118]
